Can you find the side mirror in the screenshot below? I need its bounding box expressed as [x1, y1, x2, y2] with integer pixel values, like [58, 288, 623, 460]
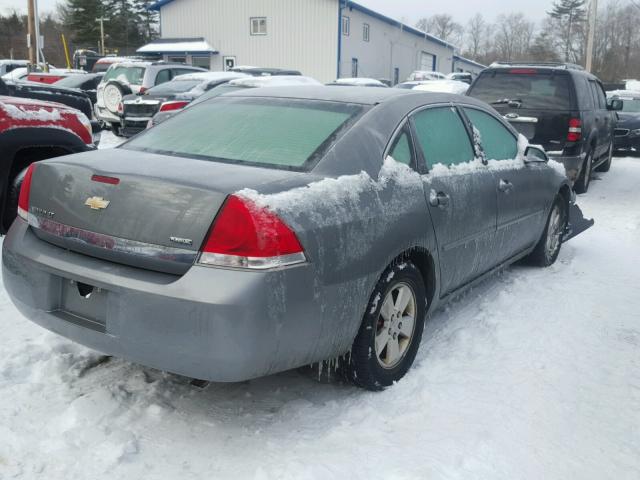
[608, 99, 623, 111]
[524, 145, 548, 163]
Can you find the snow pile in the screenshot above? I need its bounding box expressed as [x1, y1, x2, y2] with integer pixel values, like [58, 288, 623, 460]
[0, 102, 62, 122]
[411, 80, 469, 95]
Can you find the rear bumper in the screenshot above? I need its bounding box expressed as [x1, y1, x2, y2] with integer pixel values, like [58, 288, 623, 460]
[548, 153, 584, 182]
[2, 219, 333, 382]
[121, 118, 149, 137]
[94, 104, 120, 125]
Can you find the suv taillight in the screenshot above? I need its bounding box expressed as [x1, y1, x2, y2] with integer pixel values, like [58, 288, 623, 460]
[159, 100, 190, 112]
[17, 163, 37, 221]
[567, 118, 582, 142]
[198, 195, 306, 270]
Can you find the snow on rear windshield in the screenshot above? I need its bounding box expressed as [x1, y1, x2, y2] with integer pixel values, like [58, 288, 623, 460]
[470, 72, 572, 110]
[124, 97, 363, 170]
[103, 66, 145, 85]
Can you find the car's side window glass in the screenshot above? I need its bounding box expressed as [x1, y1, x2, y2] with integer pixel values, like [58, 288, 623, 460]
[578, 77, 593, 110]
[412, 107, 474, 168]
[589, 81, 604, 109]
[155, 69, 171, 85]
[595, 83, 607, 109]
[464, 108, 518, 161]
[388, 129, 413, 167]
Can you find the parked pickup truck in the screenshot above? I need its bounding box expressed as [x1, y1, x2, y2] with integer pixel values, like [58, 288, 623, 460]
[0, 95, 94, 232]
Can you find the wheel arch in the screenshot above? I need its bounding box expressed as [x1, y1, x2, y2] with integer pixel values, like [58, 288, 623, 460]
[390, 246, 437, 311]
[0, 127, 90, 232]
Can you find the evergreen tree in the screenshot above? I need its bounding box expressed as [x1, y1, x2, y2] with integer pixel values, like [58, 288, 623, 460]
[58, 0, 105, 50]
[548, 0, 587, 62]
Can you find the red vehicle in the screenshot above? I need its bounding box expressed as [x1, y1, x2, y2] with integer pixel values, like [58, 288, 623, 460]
[0, 95, 94, 232]
[25, 69, 88, 85]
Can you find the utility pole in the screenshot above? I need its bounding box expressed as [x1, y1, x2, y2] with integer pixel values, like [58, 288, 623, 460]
[27, 0, 36, 65]
[585, 0, 598, 72]
[96, 17, 107, 55]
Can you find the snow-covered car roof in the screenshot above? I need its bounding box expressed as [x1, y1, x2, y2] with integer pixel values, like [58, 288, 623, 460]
[172, 71, 251, 83]
[329, 78, 388, 87]
[0, 59, 29, 66]
[1, 67, 29, 82]
[607, 89, 640, 99]
[411, 80, 469, 95]
[228, 75, 322, 88]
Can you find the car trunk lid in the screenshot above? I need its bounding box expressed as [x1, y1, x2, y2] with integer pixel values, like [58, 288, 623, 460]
[27, 149, 303, 275]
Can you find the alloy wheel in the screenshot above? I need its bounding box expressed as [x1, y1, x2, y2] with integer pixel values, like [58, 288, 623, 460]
[545, 204, 564, 262]
[375, 282, 417, 369]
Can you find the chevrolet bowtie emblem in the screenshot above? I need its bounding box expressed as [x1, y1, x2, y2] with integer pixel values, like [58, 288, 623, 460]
[85, 196, 110, 210]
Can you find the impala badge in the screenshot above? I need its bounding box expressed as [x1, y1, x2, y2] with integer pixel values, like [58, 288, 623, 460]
[85, 196, 110, 210]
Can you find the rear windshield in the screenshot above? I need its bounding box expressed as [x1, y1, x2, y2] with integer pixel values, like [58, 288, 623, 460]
[146, 80, 201, 95]
[189, 84, 249, 106]
[469, 71, 573, 110]
[124, 97, 363, 170]
[103, 66, 145, 85]
[55, 75, 92, 88]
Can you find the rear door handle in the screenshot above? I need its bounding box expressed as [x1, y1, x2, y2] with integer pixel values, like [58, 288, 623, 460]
[429, 189, 450, 208]
[498, 179, 514, 193]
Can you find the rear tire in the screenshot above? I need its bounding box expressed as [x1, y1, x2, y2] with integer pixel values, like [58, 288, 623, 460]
[110, 122, 124, 137]
[595, 142, 613, 172]
[3, 167, 28, 231]
[526, 195, 567, 267]
[345, 261, 426, 391]
[574, 150, 592, 194]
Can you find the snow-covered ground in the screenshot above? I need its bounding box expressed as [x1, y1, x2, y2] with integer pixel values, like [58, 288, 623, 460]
[1, 151, 639, 479]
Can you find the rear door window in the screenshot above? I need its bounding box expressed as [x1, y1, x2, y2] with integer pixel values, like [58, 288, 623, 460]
[464, 108, 518, 160]
[154, 69, 171, 85]
[412, 107, 474, 168]
[469, 71, 573, 110]
[577, 76, 594, 110]
[590, 81, 606, 110]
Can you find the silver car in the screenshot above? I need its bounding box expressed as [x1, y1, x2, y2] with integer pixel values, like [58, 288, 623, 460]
[3, 87, 572, 390]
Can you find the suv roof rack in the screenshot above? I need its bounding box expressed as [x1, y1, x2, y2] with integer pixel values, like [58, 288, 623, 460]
[489, 61, 585, 71]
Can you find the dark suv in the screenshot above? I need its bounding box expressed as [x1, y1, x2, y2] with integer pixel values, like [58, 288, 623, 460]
[467, 62, 622, 193]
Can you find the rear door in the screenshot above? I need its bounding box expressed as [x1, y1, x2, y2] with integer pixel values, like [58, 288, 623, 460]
[463, 106, 549, 263]
[468, 70, 576, 153]
[409, 105, 497, 296]
[588, 79, 612, 158]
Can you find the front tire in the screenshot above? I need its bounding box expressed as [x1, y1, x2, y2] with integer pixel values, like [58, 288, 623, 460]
[345, 261, 426, 391]
[526, 195, 567, 267]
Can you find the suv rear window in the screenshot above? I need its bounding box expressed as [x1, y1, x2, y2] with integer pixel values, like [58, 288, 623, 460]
[124, 97, 364, 170]
[469, 71, 573, 110]
[103, 65, 146, 86]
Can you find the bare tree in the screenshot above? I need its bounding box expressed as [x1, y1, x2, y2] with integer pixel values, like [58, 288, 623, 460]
[415, 14, 463, 44]
[465, 13, 486, 58]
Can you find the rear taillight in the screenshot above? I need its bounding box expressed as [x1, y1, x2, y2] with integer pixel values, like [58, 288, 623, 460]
[117, 102, 123, 114]
[17, 163, 37, 220]
[159, 100, 189, 112]
[139, 86, 148, 94]
[198, 194, 306, 270]
[567, 118, 582, 142]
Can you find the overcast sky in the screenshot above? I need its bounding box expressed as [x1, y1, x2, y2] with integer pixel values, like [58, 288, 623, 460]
[0, 0, 555, 24]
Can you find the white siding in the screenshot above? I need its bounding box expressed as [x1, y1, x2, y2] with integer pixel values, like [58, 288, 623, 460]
[339, 6, 455, 83]
[160, 0, 339, 82]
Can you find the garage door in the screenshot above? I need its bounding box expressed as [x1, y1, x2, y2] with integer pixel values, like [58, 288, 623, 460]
[420, 52, 435, 71]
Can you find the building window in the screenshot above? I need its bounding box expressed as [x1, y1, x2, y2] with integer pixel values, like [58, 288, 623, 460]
[342, 16, 350, 36]
[363, 23, 370, 42]
[351, 58, 358, 77]
[250, 17, 267, 35]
